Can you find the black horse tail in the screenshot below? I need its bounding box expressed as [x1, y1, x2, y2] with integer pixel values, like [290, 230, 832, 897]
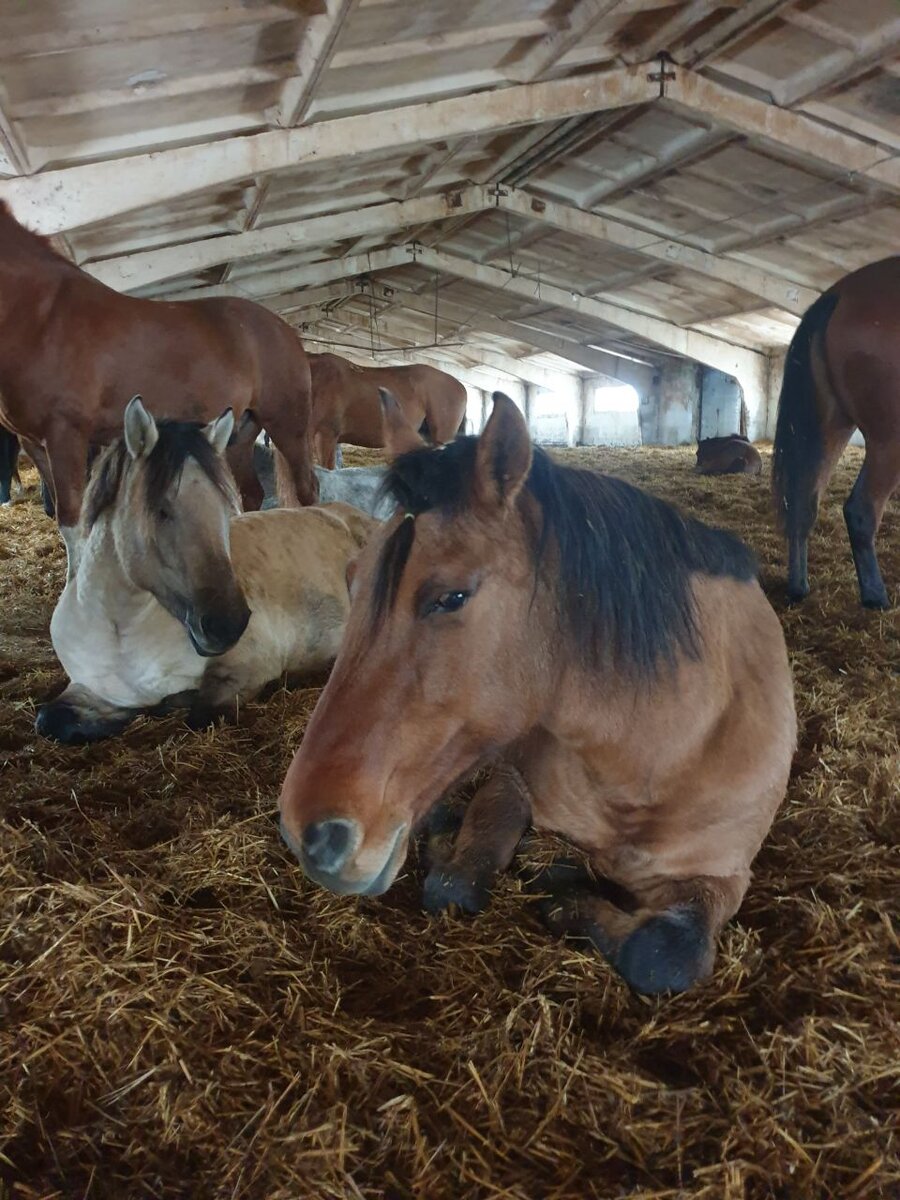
[772, 291, 839, 538]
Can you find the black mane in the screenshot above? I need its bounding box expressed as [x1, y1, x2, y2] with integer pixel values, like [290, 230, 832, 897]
[373, 438, 757, 677]
[83, 420, 234, 529]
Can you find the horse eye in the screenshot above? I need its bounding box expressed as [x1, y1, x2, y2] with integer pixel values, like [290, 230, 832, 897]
[158, 506, 173, 522]
[430, 590, 469, 615]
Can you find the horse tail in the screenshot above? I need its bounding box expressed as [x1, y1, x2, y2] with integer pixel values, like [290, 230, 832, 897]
[772, 291, 839, 537]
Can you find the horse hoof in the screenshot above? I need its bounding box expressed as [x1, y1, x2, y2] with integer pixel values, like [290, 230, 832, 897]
[35, 701, 87, 744]
[862, 594, 890, 611]
[785, 589, 809, 606]
[615, 908, 712, 996]
[422, 867, 491, 916]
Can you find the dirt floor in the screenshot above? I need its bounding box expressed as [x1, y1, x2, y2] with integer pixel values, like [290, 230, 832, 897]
[1, 446, 897, 1200]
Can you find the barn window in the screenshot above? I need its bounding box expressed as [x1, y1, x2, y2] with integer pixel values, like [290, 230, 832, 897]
[591, 383, 639, 413]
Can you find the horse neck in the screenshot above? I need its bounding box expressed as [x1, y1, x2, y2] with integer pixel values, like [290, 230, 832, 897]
[72, 514, 148, 613]
[0, 214, 70, 330]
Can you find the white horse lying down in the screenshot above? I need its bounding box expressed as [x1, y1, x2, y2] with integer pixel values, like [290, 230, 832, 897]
[36, 397, 375, 744]
[252, 439, 393, 520]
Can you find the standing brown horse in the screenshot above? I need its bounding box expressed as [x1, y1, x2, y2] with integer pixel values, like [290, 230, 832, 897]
[278, 392, 796, 995]
[308, 352, 467, 468]
[0, 202, 317, 573]
[773, 256, 900, 609]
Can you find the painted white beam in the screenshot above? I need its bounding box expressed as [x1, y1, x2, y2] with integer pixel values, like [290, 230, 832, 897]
[506, 1, 629, 82]
[0, 66, 654, 234]
[332, 19, 552, 69]
[322, 306, 581, 389]
[0, 83, 29, 176]
[11, 66, 293, 119]
[370, 287, 657, 388]
[684, 0, 794, 66]
[623, 0, 718, 63]
[497, 188, 819, 314]
[166, 248, 410, 302]
[273, 0, 361, 128]
[89, 189, 489, 290]
[410, 247, 769, 394]
[776, 22, 900, 107]
[1, 4, 301, 57]
[668, 69, 900, 194]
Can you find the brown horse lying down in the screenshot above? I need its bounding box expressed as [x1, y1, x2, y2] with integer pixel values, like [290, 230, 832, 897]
[279, 392, 796, 995]
[773, 255, 900, 609]
[309, 353, 467, 468]
[695, 435, 762, 476]
[37, 399, 374, 744]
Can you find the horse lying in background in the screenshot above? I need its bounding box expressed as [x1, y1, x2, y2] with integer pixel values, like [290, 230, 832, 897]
[253, 437, 393, 520]
[309, 353, 467, 468]
[695, 435, 761, 476]
[37, 398, 374, 744]
[279, 391, 796, 995]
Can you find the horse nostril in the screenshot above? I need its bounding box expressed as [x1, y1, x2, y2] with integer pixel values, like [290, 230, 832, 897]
[301, 819, 356, 874]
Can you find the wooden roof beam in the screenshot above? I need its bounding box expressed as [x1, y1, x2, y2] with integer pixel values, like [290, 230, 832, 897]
[0, 65, 655, 234]
[667, 68, 900, 193]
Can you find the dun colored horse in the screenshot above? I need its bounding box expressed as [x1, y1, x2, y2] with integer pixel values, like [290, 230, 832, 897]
[773, 255, 900, 608]
[38, 399, 374, 744]
[309, 352, 467, 468]
[0, 202, 317, 576]
[279, 392, 796, 995]
[695, 435, 761, 476]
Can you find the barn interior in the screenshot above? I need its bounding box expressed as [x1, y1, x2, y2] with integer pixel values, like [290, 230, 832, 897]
[0, 3, 898, 1197]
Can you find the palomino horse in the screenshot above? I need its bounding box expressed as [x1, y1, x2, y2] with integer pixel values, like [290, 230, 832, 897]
[37, 398, 374, 744]
[0, 202, 317, 576]
[308, 352, 467, 468]
[279, 392, 796, 995]
[773, 255, 900, 609]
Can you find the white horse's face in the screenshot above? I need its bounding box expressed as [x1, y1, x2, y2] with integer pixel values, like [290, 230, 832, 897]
[107, 398, 250, 657]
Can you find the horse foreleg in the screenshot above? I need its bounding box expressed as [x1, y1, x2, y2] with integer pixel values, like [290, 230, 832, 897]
[527, 864, 748, 995]
[264, 419, 318, 506]
[226, 432, 264, 512]
[35, 682, 138, 744]
[44, 430, 89, 579]
[422, 765, 532, 915]
[843, 447, 900, 609]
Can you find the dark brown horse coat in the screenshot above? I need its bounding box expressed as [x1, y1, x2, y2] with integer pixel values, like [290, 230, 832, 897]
[308, 353, 467, 468]
[695, 435, 762, 476]
[0, 203, 317, 551]
[773, 255, 900, 608]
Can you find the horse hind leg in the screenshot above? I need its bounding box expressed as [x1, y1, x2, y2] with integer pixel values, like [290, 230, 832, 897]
[527, 865, 748, 995]
[785, 419, 854, 603]
[843, 444, 900, 609]
[421, 765, 532, 915]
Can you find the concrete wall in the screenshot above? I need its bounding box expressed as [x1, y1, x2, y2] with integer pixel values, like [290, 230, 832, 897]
[581, 379, 642, 446]
[641, 361, 698, 445]
[698, 367, 744, 439]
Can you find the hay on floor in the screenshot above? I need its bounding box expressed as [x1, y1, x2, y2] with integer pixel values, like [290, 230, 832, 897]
[0, 448, 897, 1199]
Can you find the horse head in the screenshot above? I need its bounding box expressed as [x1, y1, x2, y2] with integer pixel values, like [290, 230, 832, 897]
[89, 396, 251, 656]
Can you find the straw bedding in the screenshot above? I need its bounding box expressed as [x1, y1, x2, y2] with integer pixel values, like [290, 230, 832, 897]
[0, 446, 897, 1199]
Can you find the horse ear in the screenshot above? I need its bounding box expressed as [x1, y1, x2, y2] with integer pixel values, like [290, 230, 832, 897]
[473, 392, 532, 510]
[203, 408, 235, 455]
[379, 388, 425, 458]
[123, 395, 158, 460]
